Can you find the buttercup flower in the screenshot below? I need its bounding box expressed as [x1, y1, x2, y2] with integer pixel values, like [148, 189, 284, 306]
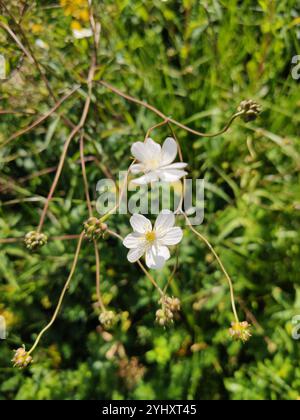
[130, 137, 187, 185]
[123, 211, 183, 270]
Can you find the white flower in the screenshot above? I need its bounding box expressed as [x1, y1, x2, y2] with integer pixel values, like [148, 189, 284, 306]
[123, 211, 183, 270]
[130, 137, 187, 185]
[35, 39, 49, 50]
[72, 28, 93, 39]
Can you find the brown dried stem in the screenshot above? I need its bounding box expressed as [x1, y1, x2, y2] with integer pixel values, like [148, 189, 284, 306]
[99, 80, 243, 139]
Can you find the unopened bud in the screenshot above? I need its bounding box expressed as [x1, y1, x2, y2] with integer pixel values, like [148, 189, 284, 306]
[99, 310, 117, 330]
[155, 308, 173, 327]
[238, 100, 261, 122]
[229, 321, 252, 343]
[24, 231, 48, 251]
[84, 217, 107, 240]
[12, 346, 32, 369]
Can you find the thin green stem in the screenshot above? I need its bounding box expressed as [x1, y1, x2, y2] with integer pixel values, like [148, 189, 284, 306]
[94, 240, 106, 312]
[28, 232, 85, 355]
[163, 246, 179, 294]
[137, 261, 164, 297]
[183, 213, 239, 323]
[80, 133, 93, 217]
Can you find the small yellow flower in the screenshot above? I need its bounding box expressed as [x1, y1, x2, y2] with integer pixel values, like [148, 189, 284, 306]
[31, 24, 43, 34]
[78, 9, 90, 22]
[71, 20, 82, 31]
[0, 309, 17, 328]
[229, 321, 252, 343]
[60, 0, 90, 22]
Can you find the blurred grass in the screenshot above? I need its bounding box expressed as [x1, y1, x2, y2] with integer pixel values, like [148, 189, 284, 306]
[0, 0, 300, 400]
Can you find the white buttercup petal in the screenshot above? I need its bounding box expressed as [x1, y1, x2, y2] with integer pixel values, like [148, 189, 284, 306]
[144, 137, 162, 157]
[158, 169, 188, 182]
[131, 171, 159, 185]
[145, 247, 166, 270]
[161, 137, 178, 166]
[131, 142, 148, 163]
[127, 247, 145, 263]
[130, 214, 152, 234]
[130, 163, 144, 174]
[160, 227, 183, 246]
[131, 136, 188, 186]
[154, 210, 175, 233]
[123, 233, 144, 249]
[162, 162, 188, 170]
[156, 245, 171, 261]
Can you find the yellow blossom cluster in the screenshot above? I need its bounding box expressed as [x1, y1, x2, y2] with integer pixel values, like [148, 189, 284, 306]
[60, 0, 90, 23]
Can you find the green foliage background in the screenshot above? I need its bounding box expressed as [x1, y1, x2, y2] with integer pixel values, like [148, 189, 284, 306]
[0, 0, 300, 400]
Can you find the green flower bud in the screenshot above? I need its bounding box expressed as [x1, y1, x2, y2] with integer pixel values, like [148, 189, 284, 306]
[99, 310, 117, 330]
[238, 100, 261, 122]
[24, 231, 48, 251]
[12, 346, 32, 369]
[83, 217, 107, 240]
[229, 321, 252, 343]
[155, 307, 174, 327]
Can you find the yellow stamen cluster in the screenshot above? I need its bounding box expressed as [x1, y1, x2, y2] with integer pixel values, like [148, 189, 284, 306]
[145, 231, 156, 243]
[229, 321, 252, 343]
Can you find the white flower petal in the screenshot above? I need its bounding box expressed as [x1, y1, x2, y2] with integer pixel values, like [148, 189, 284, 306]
[127, 247, 145, 263]
[123, 233, 144, 249]
[73, 28, 93, 39]
[154, 211, 175, 233]
[145, 247, 166, 270]
[162, 162, 188, 170]
[130, 214, 152, 234]
[131, 171, 159, 185]
[130, 163, 144, 174]
[161, 137, 178, 165]
[156, 245, 170, 261]
[158, 169, 188, 183]
[131, 142, 148, 163]
[160, 227, 183, 246]
[144, 137, 161, 157]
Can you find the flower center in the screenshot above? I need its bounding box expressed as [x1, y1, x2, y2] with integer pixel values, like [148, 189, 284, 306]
[145, 231, 156, 243]
[145, 158, 161, 171]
